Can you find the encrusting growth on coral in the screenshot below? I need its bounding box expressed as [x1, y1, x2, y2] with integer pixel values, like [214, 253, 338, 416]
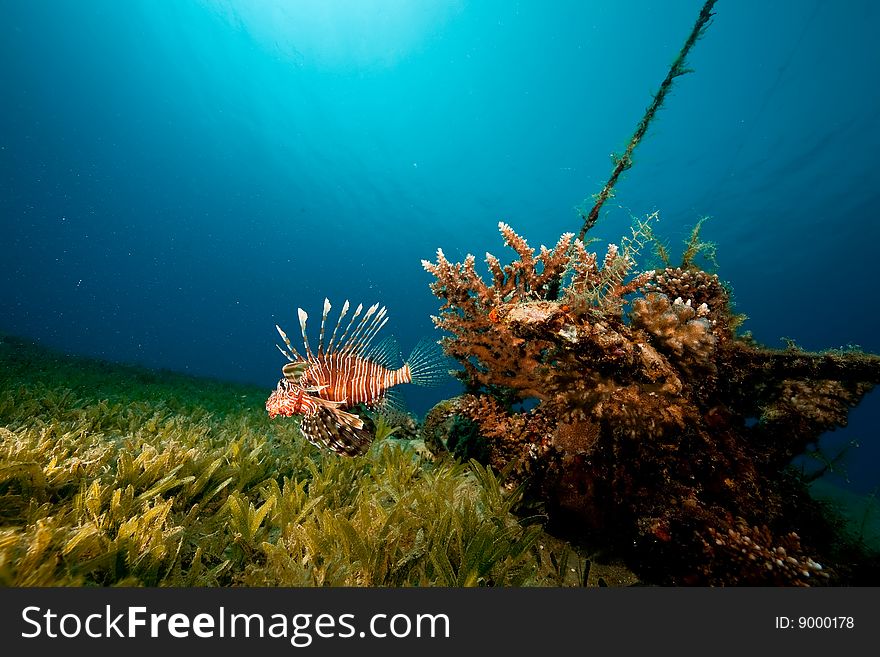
[422, 221, 880, 585]
[703, 519, 829, 587]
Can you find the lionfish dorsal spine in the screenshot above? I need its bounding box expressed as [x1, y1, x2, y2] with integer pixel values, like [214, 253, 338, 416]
[317, 297, 331, 355]
[326, 299, 349, 353]
[358, 313, 388, 355]
[364, 307, 388, 348]
[275, 324, 302, 361]
[340, 302, 376, 354]
[344, 303, 384, 355]
[334, 302, 363, 356]
[276, 343, 294, 362]
[297, 307, 314, 359]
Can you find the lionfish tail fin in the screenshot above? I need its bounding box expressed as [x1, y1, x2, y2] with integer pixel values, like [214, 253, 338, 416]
[405, 338, 449, 387]
[299, 406, 373, 457]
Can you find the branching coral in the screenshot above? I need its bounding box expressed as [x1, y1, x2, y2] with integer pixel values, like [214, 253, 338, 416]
[422, 220, 657, 403]
[423, 222, 880, 585]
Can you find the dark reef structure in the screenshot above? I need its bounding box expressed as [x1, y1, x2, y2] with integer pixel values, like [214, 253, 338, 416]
[421, 220, 880, 585]
[418, 0, 880, 586]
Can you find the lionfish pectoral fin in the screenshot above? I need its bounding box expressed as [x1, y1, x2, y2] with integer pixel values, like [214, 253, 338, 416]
[322, 405, 364, 429]
[299, 406, 372, 457]
[337, 408, 365, 430]
[314, 396, 348, 411]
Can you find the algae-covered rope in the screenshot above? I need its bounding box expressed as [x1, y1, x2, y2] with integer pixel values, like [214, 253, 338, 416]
[577, 0, 719, 242]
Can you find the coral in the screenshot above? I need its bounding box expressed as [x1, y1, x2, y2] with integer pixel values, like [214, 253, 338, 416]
[421, 397, 460, 456]
[423, 223, 880, 585]
[630, 292, 716, 374]
[701, 519, 831, 586]
[646, 267, 735, 339]
[422, 220, 658, 403]
[457, 394, 555, 480]
[422, 223, 578, 398]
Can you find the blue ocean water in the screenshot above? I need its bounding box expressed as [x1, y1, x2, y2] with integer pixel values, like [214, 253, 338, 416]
[2, 1, 878, 492]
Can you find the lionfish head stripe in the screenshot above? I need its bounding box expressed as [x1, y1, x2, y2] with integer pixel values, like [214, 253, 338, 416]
[266, 378, 323, 418]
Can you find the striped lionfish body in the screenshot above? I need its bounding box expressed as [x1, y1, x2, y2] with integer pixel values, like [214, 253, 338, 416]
[266, 299, 445, 456]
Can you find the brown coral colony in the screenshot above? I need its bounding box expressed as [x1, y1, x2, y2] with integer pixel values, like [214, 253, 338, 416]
[422, 220, 880, 585]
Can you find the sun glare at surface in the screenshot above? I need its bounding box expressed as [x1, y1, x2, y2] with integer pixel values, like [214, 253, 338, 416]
[200, 0, 463, 68]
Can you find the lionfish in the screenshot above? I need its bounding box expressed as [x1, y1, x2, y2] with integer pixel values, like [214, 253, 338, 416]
[266, 298, 446, 456]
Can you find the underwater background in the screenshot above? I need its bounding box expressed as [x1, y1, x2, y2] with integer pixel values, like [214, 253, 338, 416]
[2, 0, 878, 496]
